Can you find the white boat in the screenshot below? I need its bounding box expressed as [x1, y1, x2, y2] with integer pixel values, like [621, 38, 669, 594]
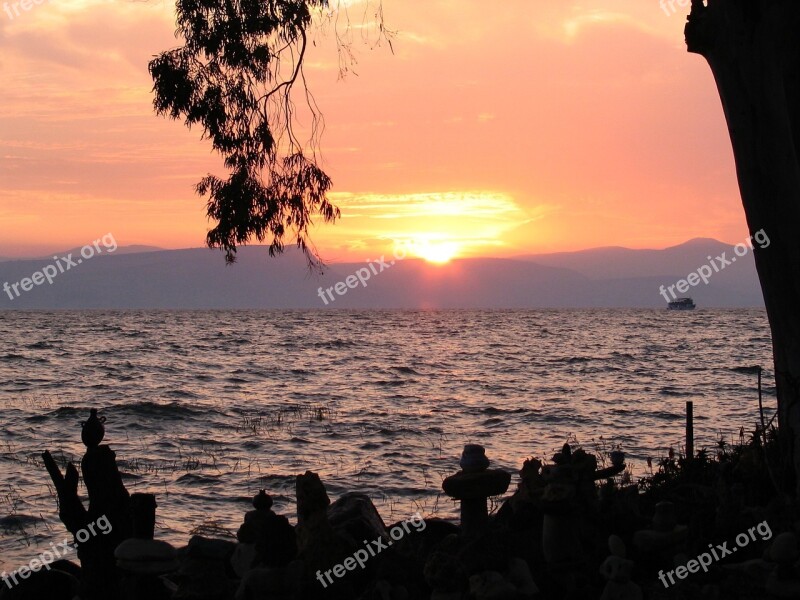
[668, 298, 696, 310]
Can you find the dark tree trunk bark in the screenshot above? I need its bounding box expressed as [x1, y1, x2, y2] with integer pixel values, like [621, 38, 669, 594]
[686, 0, 800, 492]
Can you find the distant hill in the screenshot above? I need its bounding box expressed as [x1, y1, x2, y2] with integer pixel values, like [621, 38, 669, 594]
[95, 244, 163, 256]
[515, 238, 747, 279]
[0, 245, 162, 263]
[0, 240, 765, 309]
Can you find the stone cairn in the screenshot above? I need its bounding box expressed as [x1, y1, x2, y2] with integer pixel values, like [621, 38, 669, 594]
[442, 444, 511, 537]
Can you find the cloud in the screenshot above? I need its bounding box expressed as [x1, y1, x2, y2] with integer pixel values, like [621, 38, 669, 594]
[562, 11, 653, 41]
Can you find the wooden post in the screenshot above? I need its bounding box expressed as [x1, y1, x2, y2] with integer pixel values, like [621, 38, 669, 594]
[686, 401, 694, 460]
[130, 493, 157, 540]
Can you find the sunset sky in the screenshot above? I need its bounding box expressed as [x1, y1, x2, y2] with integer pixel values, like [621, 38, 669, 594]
[0, 0, 746, 263]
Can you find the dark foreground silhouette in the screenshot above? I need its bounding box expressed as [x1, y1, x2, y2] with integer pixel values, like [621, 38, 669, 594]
[1, 409, 797, 600]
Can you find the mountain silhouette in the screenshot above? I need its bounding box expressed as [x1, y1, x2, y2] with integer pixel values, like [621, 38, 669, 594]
[0, 240, 764, 309]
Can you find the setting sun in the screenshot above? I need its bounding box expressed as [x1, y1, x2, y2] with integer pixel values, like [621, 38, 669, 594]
[411, 240, 461, 264]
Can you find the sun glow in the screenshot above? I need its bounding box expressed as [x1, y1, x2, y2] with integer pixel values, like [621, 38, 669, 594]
[325, 191, 528, 262]
[411, 240, 461, 264]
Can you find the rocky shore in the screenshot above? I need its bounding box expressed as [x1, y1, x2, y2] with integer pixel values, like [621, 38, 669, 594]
[1, 411, 798, 600]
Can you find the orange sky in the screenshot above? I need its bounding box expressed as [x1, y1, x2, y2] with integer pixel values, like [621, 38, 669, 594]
[0, 0, 746, 263]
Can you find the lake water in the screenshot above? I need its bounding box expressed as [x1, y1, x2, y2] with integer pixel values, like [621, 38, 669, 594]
[0, 309, 776, 570]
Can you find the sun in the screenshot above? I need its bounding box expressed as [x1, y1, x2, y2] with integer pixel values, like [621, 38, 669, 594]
[412, 241, 461, 264]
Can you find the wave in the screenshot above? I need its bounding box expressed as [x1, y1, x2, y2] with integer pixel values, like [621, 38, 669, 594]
[390, 366, 421, 375]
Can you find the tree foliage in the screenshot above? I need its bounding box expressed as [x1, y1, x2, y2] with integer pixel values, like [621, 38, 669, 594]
[149, 0, 386, 267]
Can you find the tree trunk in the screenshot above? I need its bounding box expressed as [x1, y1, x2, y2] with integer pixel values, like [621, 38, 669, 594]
[686, 0, 800, 493]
